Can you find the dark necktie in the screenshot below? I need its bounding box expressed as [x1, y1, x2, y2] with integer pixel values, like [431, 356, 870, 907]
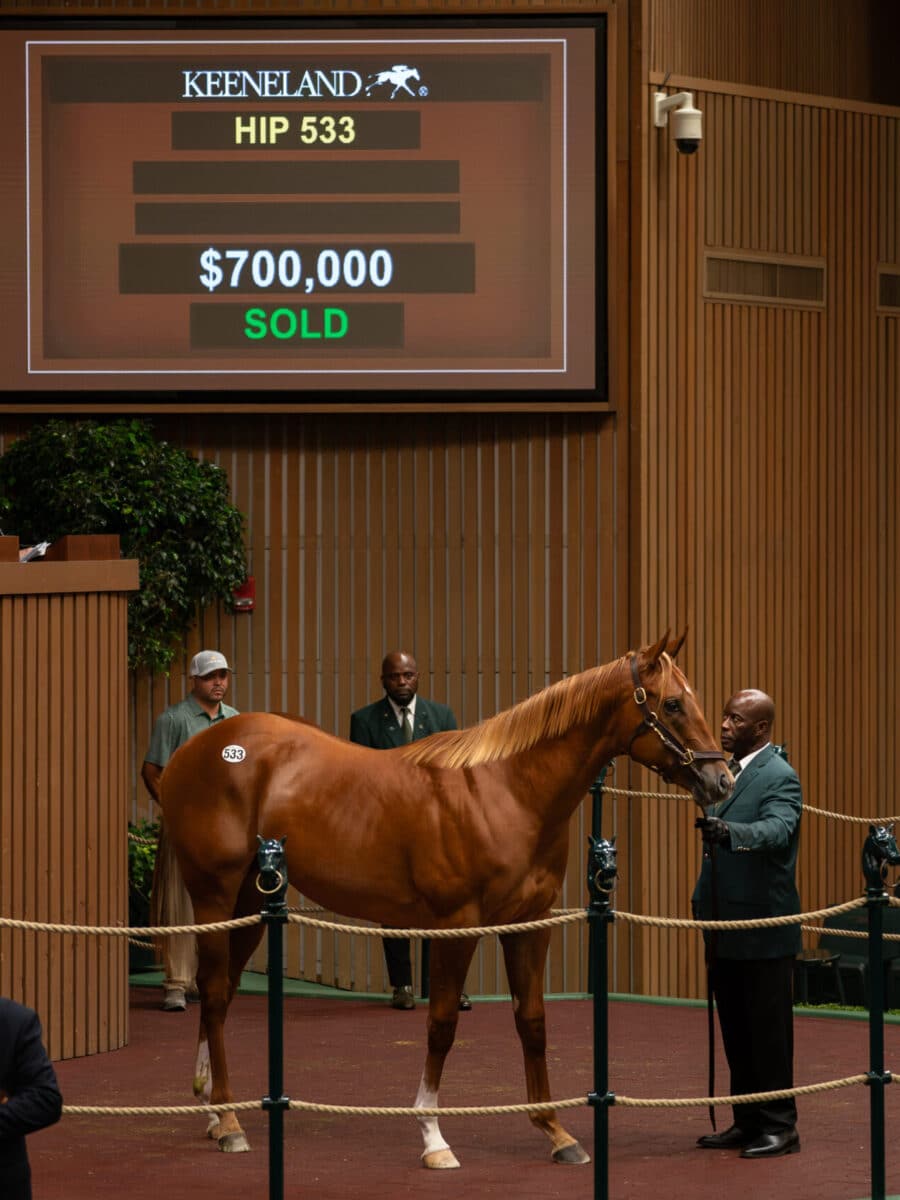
[400, 706, 413, 743]
[728, 758, 742, 776]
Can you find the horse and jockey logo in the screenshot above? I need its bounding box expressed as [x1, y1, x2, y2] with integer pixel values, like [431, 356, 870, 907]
[365, 65, 425, 99]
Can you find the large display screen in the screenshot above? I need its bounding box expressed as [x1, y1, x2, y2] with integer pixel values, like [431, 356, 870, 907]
[0, 21, 604, 408]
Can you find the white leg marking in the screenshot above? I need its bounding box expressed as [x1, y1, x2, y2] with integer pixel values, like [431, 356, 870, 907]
[193, 1038, 219, 1137]
[414, 1075, 451, 1158]
[193, 1038, 212, 1101]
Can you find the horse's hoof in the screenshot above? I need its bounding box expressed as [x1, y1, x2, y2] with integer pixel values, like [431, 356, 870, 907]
[218, 1131, 251, 1153]
[552, 1141, 591, 1165]
[422, 1149, 460, 1170]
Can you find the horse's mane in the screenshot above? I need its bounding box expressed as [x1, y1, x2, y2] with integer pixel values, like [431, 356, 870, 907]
[401, 652, 677, 770]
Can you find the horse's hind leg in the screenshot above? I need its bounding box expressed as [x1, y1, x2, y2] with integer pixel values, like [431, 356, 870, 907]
[415, 935, 478, 1170]
[197, 912, 265, 1150]
[192, 868, 264, 1153]
[500, 928, 590, 1164]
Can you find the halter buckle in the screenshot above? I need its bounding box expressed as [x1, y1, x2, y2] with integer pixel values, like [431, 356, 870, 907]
[633, 686, 648, 706]
[681, 748, 696, 766]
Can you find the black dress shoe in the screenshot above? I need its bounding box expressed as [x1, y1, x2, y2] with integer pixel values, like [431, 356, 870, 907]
[458, 992, 472, 1011]
[740, 1129, 800, 1158]
[696, 1124, 756, 1149]
[391, 985, 416, 1010]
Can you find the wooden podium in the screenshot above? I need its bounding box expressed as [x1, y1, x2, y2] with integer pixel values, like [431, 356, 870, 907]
[0, 536, 139, 1059]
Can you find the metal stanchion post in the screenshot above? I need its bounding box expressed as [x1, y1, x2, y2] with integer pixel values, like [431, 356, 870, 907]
[586, 831, 617, 1200]
[861, 830, 896, 1200]
[257, 836, 290, 1200]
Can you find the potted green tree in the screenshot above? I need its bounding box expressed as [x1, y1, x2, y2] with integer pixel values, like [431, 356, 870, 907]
[0, 418, 248, 672]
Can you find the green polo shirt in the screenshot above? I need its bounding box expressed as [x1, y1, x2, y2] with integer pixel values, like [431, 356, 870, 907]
[145, 694, 239, 768]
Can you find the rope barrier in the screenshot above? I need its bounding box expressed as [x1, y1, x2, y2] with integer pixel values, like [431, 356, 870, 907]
[62, 1073, 873, 1119]
[805, 804, 900, 825]
[802, 922, 900, 942]
[127, 832, 157, 846]
[613, 1075, 871, 1108]
[60, 1073, 876, 1120]
[0, 914, 261, 936]
[62, 1096, 588, 1118]
[1, 897, 877, 939]
[285, 910, 587, 938]
[615, 896, 866, 931]
[591, 784, 900, 826]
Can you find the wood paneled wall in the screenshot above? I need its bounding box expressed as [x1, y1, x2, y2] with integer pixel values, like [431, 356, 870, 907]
[0, 562, 138, 1059]
[648, 0, 888, 105]
[637, 76, 900, 999]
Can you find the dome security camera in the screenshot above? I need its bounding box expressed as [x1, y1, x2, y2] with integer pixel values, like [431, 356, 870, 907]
[653, 90, 703, 155]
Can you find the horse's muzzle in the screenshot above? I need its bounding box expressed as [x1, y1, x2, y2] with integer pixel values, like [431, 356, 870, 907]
[691, 764, 733, 808]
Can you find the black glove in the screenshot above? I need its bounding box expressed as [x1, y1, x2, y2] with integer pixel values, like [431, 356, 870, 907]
[695, 816, 731, 846]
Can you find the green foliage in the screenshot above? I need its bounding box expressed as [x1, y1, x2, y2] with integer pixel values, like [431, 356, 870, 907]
[0, 419, 247, 673]
[127, 819, 160, 904]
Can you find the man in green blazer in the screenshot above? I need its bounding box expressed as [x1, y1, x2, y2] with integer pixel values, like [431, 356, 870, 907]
[350, 650, 461, 1010]
[692, 689, 802, 1159]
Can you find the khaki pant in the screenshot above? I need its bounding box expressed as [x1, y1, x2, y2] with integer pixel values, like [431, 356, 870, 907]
[150, 819, 197, 991]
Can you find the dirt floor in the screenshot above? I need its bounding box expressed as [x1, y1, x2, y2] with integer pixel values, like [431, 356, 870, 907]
[29, 986, 900, 1200]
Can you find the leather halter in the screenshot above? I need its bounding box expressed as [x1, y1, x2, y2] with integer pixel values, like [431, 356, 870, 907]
[626, 654, 726, 785]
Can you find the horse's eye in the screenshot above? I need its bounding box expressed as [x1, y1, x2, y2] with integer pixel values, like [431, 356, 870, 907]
[663, 698, 681, 715]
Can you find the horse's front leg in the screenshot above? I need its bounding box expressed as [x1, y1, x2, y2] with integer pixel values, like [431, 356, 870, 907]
[415, 935, 478, 1170]
[500, 928, 590, 1164]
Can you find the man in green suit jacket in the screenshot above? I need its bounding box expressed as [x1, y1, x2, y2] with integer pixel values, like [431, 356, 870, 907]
[692, 689, 802, 1159]
[350, 650, 460, 1010]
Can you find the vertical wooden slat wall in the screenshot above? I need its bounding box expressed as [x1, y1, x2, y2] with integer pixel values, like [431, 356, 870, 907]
[0, 565, 137, 1060]
[648, 0, 874, 103]
[636, 25, 900, 998]
[125, 415, 622, 995]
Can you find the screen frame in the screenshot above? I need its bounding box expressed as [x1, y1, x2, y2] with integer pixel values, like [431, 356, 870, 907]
[0, 14, 609, 414]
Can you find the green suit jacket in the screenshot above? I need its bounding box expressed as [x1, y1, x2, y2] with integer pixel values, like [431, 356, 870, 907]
[691, 743, 802, 959]
[349, 695, 457, 749]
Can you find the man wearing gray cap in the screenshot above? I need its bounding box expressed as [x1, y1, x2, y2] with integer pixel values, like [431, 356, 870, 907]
[141, 650, 239, 1010]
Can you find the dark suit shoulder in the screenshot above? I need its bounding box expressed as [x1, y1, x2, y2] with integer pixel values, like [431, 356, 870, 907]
[0, 998, 33, 1030]
[417, 697, 457, 731]
[756, 746, 800, 785]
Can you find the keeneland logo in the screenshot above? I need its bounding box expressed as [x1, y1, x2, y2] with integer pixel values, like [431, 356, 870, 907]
[181, 64, 427, 100]
[365, 65, 421, 98]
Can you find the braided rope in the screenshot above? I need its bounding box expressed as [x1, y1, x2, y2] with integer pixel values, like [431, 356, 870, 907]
[599, 784, 681, 801]
[598, 785, 900, 826]
[60, 1074, 872, 1119]
[802, 923, 900, 943]
[286, 910, 586, 938]
[127, 832, 157, 846]
[614, 1075, 870, 1108]
[0, 915, 261, 937]
[615, 896, 866, 931]
[2, 897, 881, 939]
[64, 1100, 261, 1116]
[804, 804, 900, 825]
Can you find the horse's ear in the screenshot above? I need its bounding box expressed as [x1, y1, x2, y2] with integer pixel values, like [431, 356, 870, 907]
[668, 629, 688, 659]
[644, 631, 671, 669]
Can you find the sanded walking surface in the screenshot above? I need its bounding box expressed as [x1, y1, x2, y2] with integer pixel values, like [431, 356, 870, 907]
[30, 987, 900, 1199]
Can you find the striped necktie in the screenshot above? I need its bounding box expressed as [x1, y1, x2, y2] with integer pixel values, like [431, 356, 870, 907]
[400, 707, 413, 743]
[728, 758, 742, 776]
